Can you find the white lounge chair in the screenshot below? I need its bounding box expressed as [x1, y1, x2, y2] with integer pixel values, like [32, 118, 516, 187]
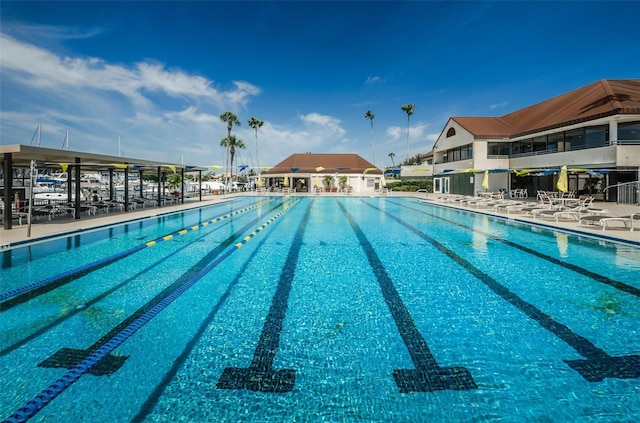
[579, 213, 640, 231]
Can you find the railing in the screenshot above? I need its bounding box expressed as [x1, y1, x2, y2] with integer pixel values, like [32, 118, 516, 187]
[603, 181, 640, 205]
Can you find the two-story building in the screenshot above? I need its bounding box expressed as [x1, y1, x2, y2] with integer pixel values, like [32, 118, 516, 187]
[432, 79, 640, 202]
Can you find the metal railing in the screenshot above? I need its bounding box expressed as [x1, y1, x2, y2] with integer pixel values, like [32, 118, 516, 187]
[603, 181, 640, 205]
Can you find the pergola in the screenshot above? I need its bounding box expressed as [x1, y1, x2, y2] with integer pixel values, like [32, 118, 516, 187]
[1, 144, 207, 230]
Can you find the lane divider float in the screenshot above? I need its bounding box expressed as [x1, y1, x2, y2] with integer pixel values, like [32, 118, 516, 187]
[0, 200, 275, 307]
[3, 199, 299, 423]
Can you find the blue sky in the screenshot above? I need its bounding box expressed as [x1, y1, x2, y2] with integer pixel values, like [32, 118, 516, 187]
[1, 1, 639, 171]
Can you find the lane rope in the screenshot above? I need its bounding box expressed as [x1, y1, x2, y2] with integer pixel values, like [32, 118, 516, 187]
[2, 199, 299, 423]
[0, 200, 274, 304]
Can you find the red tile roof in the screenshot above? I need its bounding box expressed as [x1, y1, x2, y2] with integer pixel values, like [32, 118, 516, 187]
[267, 153, 381, 174]
[452, 79, 640, 139]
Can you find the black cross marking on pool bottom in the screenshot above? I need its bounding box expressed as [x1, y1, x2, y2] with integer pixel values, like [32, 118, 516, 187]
[375, 200, 640, 383]
[38, 201, 286, 377]
[216, 203, 311, 393]
[217, 200, 477, 394]
[339, 202, 477, 393]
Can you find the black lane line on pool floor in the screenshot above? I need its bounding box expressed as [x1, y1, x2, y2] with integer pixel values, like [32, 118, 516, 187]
[5, 202, 299, 423]
[0, 206, 248, 358]
[339, 201, 478, 393]
[367, 200, 640, 383]
[130, 211, 276, 423]
[216, 202, 311, 393]
[0, 199, 274, 310]
[37, 200, 286, 377]
[405, 200, 640, 299]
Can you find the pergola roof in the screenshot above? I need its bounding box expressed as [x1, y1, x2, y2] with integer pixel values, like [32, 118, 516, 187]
[267, 153, 382, 175]
[0, 144, 205, 173]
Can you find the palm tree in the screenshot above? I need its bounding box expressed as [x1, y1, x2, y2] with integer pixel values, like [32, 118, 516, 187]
[220, 134, 246, 184]
[247, 117, 264, 171]
[219, 111, 240, 191]
[388, 152, 395, 167]
[364, 110, 375, 165]
[401, 103, 415, 161]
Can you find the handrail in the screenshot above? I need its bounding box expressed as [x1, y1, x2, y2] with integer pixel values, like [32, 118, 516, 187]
[603, 181, 640, 192]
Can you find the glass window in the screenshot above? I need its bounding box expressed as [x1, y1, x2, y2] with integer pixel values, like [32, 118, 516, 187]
[565, 129, 585, 150]
[463, 144, 473, 159]
[446, 127, 456, 137]
[585, 125, 608, 147]
[511, 142, 521, 155]
[532, 136, 547, 152]
[618, 121, 640, 140]
[548, 133, 565, 152]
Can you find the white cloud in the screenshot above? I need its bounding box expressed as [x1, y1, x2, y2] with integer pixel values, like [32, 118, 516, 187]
[0, 33, 262, 165]
[489, 101, 508, 111]
[365, 76, 381, 84]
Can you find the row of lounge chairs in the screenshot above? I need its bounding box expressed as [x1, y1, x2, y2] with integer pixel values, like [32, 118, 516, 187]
[436, 193, 639, 231]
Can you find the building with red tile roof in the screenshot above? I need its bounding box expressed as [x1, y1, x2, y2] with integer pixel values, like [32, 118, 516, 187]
[432, 79, 640, 202]
[264, 153, 382, 194]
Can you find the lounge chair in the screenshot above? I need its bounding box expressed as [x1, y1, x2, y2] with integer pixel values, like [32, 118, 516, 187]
[579, 213, 640, 231]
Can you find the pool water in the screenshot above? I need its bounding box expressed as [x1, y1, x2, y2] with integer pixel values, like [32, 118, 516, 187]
[1, 196, 639, 422]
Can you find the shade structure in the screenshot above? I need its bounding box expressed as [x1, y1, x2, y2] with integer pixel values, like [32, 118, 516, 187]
[283, 175, 289, 187]
[482, 170, 490, 190]
[556, 165, 568, 193]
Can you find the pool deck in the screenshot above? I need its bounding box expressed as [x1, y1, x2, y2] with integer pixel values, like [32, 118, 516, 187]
[1, 192, 639, 249]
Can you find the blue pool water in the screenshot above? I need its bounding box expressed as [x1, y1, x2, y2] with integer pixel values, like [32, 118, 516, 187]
[1, 196, 639, 422]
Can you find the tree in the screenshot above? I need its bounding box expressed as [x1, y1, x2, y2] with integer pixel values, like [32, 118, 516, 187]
[167, 173, 182, 190]
[364, 110, 375, 165]
[401, 103, 415, 162]
[220, 134, 246, 183]
[247, 117, 264, 171]
[388, 152, 395, 167]
[219, 111, 241, 190]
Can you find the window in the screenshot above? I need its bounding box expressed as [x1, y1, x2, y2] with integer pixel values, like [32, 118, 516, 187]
[488, 142, 509, 155]
[585, 126, 608, 148]
[548, 133, 564, 152]
[446, 127, 456, 137]
[532, 136, 547, 152]
[618, 121, 640, 140]
[566, 129, 585, 150]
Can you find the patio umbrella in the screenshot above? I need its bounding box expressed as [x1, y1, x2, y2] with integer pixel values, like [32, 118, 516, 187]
[556, 165, 568, 193]
[314, 175, 319, 188]
[380, 175, 387, 188]
[482, 170, 490, 190]
[283, 175, 289, 187]
[257, 174, 262, 187]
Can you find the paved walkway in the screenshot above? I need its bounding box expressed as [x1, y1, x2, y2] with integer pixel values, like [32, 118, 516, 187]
[1, 193, 639, 249]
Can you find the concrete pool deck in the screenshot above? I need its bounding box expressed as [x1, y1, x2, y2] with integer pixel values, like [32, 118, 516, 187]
[1, 192, 639, 249]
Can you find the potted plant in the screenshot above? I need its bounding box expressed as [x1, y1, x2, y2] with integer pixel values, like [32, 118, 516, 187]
[339, 175, 348, 190]
[323, 175, 334, 191]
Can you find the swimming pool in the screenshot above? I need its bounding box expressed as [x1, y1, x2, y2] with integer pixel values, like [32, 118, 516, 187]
[1, 196, 639, 422]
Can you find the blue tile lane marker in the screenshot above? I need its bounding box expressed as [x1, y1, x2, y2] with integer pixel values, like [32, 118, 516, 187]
[370, 200, 640, 383]
[2, 200, 298, 423]
[338, 201, 478, 393]
[0, 200, 275, 310]
[216, 202, 311, 393]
